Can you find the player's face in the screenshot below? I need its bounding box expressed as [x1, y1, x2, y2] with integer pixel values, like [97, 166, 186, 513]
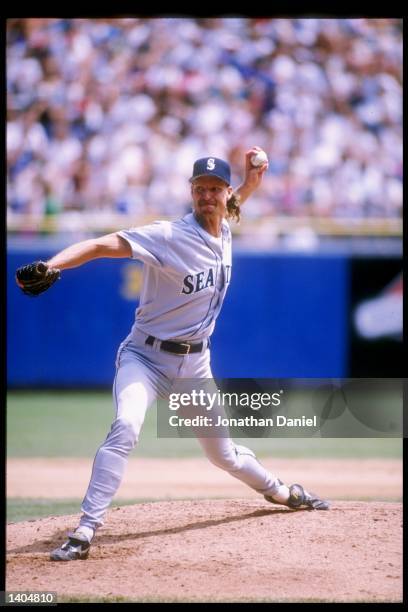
[191, 176, 232, 220]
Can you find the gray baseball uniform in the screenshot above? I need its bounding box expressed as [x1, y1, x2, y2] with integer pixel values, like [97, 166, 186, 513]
[119, 212, 232, 341]
[78, 212, 284, 531]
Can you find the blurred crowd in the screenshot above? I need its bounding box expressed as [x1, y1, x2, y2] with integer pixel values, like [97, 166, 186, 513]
[7, 17, 402, 231]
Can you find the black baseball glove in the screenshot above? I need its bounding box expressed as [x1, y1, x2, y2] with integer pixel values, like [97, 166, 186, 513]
[16, 261, 61, 297]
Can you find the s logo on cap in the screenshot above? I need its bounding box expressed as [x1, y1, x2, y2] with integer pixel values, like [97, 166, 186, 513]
[189, 157, 231, 184]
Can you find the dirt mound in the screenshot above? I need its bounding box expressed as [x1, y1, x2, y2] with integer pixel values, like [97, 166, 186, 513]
[7, 499, 402, 603]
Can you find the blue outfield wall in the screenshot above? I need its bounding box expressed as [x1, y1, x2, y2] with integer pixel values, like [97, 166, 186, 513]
[7, 250, 349, 386]
[211, 253, 349, 378]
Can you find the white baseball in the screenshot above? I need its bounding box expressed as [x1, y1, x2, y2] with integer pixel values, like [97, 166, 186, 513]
[250, 150, 268, 167]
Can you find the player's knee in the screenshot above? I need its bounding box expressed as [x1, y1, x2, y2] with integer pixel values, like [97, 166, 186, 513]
[103, 418, 138, 455]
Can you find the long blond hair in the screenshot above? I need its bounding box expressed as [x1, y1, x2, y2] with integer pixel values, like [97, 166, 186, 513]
[226, 192, 241, 223]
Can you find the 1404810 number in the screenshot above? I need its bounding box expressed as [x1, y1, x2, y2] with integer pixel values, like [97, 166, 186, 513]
[6, 591, 57, 604]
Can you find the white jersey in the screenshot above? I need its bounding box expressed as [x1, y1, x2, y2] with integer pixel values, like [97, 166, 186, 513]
[118, 212, 232, 341]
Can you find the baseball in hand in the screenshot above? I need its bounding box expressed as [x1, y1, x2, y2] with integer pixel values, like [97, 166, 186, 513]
[250, 150, 268, 167]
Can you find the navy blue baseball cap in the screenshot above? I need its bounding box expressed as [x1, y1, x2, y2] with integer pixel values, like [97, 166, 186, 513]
[189, 157, 231, 185]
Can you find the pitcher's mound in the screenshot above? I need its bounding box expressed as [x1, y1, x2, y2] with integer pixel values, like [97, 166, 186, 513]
[7, 499, 402, 603]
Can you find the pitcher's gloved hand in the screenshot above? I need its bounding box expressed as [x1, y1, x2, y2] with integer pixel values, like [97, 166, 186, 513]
[16, 261, 61, 297]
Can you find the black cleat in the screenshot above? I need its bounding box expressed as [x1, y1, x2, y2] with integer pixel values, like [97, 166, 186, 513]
[288, 483, 330, 510]
[50, 531, 91, 562]
[264, 482, 330, 510]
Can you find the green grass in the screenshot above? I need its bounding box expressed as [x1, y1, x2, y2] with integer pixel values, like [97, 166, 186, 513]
[7, 499, 81, 523]
[6, 498, 155, 523]
[6, 390, 201, 458]
[7, 390, 402, 459]
[57, 596, 402, 604]
[59, 596, 135, 603]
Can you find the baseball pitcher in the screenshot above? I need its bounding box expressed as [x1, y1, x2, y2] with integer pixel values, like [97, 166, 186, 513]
[16, 147, 329, 562]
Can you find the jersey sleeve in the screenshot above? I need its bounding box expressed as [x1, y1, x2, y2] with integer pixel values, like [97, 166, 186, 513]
[118, 221, 168, 267]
